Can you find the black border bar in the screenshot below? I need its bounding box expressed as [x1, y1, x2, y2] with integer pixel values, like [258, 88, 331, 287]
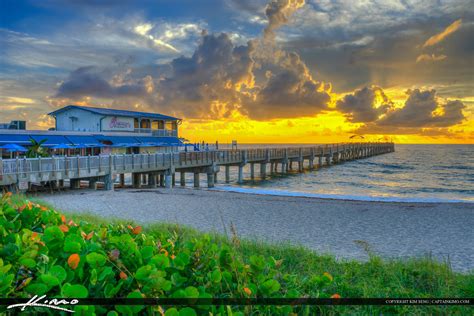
[1, 298, 472, 306]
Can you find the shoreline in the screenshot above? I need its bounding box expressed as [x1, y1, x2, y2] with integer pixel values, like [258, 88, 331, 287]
[37, 187, 474, 272]
[212, 185, 474, 204]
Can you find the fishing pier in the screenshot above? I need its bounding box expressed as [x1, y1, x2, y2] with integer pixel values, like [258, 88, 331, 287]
[0, 142, 394, 192]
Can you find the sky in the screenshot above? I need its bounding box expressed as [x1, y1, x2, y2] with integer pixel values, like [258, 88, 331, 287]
[0, 0, 473, 144]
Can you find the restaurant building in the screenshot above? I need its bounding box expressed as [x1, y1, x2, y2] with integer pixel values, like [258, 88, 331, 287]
[0, 105, 184, 158]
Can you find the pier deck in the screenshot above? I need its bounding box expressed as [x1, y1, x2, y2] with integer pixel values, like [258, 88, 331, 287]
[0, 142, 394, 192]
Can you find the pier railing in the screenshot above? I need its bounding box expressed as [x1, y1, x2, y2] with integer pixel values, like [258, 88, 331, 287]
[0, 142, 394, 189]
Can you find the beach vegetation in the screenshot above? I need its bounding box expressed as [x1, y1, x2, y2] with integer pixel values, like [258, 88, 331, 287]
[1, 193, 472, 315]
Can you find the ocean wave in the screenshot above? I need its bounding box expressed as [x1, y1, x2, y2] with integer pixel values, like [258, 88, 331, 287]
[214, 186, 474, 204]
[357, 161, 415, 170]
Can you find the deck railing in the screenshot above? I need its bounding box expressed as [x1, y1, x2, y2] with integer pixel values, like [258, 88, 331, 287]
[0, 143, 393, 178]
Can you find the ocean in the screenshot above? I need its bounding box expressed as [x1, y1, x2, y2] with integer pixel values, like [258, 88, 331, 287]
[212, 144, 474, 203]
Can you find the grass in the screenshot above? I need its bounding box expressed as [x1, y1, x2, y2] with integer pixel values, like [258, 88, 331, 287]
[66, 212, 474, 315]
[2, 194, 473, 315]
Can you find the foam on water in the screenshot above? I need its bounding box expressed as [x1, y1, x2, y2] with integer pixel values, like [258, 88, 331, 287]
[214, 186, 474, 204]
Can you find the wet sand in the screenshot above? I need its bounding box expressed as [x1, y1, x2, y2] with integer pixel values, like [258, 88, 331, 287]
[38, 187, 474, 272]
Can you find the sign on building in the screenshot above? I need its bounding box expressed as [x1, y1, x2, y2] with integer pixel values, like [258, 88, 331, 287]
[102, 116, 134, 131]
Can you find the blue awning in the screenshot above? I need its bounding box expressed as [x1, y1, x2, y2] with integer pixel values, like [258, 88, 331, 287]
[65, 135, 103, 146]
[30, 135, 72, 147]
[94, 135, 141, 146]
[0, 134, 32, 145]
[141, 137, 183, 146]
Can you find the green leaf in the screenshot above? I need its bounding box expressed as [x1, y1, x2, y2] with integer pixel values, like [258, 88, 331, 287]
[50, 265, 67, 284]
[165, 308, 179, 316]
[25, 283, 49, 295]
[179, 307, 197, 316]
[62, 283, 89, 298]
[261, 279, 280, 295]
[40, 274, 60, 287]
[140, 246, 154, 262]
[90, 269, 97, 286]
[98, 266, 113, 282]
[135, 265, 153, 281]
[63, 235, 83, 253]
[43, 226, 64, 243]
[173, 253, 190, 270]
[19, 258, 36, 268]
[107, 311, 119, 316]
[184, 286, 199, 298]
[151, 254, 170, 269]
[211, 269, 222, 283]
[250, 255, 266, 271]
[86, 252, 106, 268]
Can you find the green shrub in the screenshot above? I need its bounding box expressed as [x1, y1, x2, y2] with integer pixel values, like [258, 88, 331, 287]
[0, 193, 334, 314]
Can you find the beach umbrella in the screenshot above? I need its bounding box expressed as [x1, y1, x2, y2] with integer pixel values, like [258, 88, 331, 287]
[0, 144, 28, 152]
[0, 144, 28, 158]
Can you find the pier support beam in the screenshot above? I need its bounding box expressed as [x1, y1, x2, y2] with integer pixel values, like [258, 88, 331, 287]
[104, 174, 114, 191]
[225, 166, 230, 183]
[164, 171, 172, 189]
[70, 179, 81, 189]
[238, 165, 244, 184]
[148, 173, 157, 188]
[159, 174, 165, 187]
[172, 173, 176, 186]
[194, 172, 200, 188]
[180, 172, 186, 186]
[132, 173, 141, 188]
[250, 163, 255, 179]
[119, 174, 125, 187]
[207, 172, 215, 188]
[88, 178, 98, 190]
[260, 163, 267, 179]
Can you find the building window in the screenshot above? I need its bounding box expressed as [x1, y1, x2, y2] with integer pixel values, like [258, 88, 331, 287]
[134, 118, 139, 128]
[140, 119, 150, 129]
[165, 121, 174, 130]
[152, 120, 159, 130]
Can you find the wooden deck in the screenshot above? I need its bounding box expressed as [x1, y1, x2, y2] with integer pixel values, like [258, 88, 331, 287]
[0, 142, 394, 192]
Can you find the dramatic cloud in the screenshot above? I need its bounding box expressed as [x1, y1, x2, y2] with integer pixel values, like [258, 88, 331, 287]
[247, 50, 331, 119]
[379, 89, 465, 128]
[336, 86, 392, 123]
[56, 66, 153, 99]
[422, 19, 462, 48]
[416, 54, 447, 63]
[158, 32, 256, 118]
[263, 0, 305, 41]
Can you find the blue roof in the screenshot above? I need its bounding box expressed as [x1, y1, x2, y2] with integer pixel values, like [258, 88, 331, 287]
[30, 135, 72, 146]
[65, 135, 103, 146]
[94, 135, 140, 145]
[0, 133, 182, 148]
[0, 134, 32, 145]
[135, 136, 183, 146]
[48, 105, 180, 121]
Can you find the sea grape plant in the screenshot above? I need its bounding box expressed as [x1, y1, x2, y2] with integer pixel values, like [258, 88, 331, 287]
[0, 193, 334, 315]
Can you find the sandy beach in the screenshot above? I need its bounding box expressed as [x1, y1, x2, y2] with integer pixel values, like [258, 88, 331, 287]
[38, 187, 474, 272]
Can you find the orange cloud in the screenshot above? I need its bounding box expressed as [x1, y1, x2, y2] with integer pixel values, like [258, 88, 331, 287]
[422, 19, 462, 48]
[416, 53, 447, 63]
